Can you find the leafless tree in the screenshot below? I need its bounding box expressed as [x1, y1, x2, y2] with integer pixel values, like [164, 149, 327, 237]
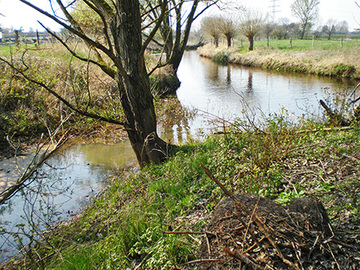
[337, 20, 349, 34]
[238, 9, 265, 51]
[272, 18, 291, 40]
[263, 22, 276, 47]
[9, 0, 170, 166]
[218, 17, 237, 47]
[142, 0, 220, 77]
[322, 19, 337, 40]
[201, 16, 221, 47]
[291, 0, 320, 39]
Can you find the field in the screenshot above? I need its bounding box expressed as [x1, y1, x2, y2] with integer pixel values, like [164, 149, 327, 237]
[235, 37, 360, 51]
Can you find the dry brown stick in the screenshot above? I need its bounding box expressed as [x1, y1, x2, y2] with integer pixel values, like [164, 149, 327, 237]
[201, 164, 301, 270]
[163, 231, 207, 235]
[185, 258, 220, 264]
[244, 236, 266, 253]
[205, 233, 211, 256]
[242, 196, 260, 251]
[292, 242, 305, 270]
[223, 247, 263, 270]
[327, 243, 342, 270]
[328, 238, 360, 251]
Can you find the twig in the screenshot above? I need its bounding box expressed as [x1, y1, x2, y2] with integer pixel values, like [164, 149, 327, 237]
[329, 239, 360, 251]
[162, 231, 207, 235]
[242, 196, 260, 251]
[223, 247, 263, 270]
[185, 258, 220, 264]
[244, 236, 265, 253]
[205, 232, 211, 256]
[327, 243, 342, 270]
[201, 164, 301, 270]
[292, 242, 305, 270]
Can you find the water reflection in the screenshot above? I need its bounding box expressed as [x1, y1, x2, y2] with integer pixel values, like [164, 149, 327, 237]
[157, 98, 194, 145]
[176, 51, 356, 132]
[0, 142, 137, 262]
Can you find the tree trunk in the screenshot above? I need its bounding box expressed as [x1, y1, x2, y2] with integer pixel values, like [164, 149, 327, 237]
[248, 35, 254, 51]
[112, 0, 170, 166]
[300, 22, 307, 39]
[226, 36, 232, 47]
[214, 37, 219, 48]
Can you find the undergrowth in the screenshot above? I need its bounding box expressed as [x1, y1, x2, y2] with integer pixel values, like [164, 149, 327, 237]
[15, 113, 360, 269]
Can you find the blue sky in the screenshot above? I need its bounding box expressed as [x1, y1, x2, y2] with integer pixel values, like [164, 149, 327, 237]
[1, 0, 359, 32]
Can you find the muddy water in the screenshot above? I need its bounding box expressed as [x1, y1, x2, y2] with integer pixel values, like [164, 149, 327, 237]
[0, 51, 356, 263]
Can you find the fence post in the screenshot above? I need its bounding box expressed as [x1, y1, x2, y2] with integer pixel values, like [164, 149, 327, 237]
[36, 30, 40, 47]
[14, 30, 20, 46]
[290, 37, 292, 48]
[341, 38, 343, 48]
[312, 35, 315, 48]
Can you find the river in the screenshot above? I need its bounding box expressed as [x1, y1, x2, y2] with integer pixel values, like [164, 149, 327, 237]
[0, 51, 356, 263]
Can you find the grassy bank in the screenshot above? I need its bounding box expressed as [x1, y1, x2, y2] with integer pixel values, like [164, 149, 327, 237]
[198, 39, 360, 79]
[11, 113, 359, 269]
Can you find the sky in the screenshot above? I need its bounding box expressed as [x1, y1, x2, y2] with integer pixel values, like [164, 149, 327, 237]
[0, 0, 360, 32]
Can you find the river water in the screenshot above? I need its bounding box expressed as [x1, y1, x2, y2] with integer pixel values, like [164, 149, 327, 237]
[0, 51, 356, 263]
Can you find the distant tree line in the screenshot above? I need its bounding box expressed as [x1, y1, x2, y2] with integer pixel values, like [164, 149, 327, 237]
[200, 0, 353, 51]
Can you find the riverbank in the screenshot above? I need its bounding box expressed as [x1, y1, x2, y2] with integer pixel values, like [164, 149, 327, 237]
[7, 115, 359, 269]
[198, 43, 360, 79]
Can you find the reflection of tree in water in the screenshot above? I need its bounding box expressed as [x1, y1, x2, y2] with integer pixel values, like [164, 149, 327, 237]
[203, 58, 231, 87]
[0, 156, 105, 263]
[226, 65, 231, 84]
[0, 175, 64, 263]
[247, 70, 253, 92]
[157, 98, 196, 144]
[206, 60, 220, 83]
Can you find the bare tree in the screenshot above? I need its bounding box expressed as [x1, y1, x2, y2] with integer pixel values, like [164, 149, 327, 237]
[291, 0, 320, 39]
[238, 9, 265, 51]
[263, 22, 276, 47]
[219, 17, 237, 47]
[201, 16, 221, 47]
[337, 20, 349, 34]
[322, 19, 337, 40]
[143, 0, 220, 77]
[272, 18, 291, 40]
[11, 0, 171, 166]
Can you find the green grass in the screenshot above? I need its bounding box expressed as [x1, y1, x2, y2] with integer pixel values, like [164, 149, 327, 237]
[16, 112, 360, 269]
[235, 38, 360, 51]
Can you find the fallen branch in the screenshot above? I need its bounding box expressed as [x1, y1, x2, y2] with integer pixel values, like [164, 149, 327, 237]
[319, 99, 349, 126]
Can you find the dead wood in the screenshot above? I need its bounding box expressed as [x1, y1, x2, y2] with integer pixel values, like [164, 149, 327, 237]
[187, 165, 360, 270]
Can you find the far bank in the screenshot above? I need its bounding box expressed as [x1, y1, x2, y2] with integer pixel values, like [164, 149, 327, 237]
[198, 40, 360, 79]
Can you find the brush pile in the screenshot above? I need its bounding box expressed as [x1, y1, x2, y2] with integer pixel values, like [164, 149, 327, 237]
[187, 193, 360, 270]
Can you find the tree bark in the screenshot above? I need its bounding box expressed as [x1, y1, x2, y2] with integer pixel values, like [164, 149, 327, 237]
[112, 0, 170, 166]
[248, 35, 254, 51]
[226, 36, 232, 47]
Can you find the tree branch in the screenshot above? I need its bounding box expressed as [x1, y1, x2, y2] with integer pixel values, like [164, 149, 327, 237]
[0, 57, 125, 126]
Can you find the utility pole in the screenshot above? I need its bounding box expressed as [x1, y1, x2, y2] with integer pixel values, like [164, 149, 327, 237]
[269, 0, 279, 22]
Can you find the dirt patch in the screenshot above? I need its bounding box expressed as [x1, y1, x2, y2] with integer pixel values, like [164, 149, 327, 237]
[187, 194, 360, 269]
